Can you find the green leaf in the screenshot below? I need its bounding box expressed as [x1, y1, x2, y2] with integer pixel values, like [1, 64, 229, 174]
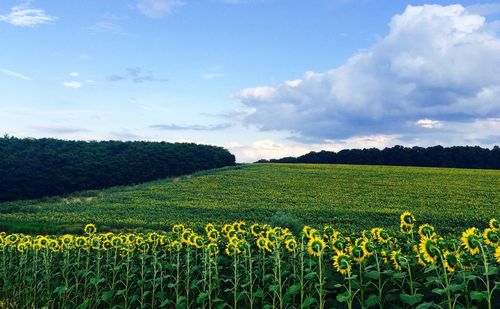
[485, 266, 498, 276]
[337, 291, 351, 303]
[304, 272, 316, 280]
[101, 290, 115, 302]
[286, 284, 301, 296]
[400, 293, 424, 305]
[365, 294, 380, 308]
[302, 297, 316, 308]
[196, 292, 208, 304]
[432, 288, 447, 296]
[470, 291, 487, 301]
[392, 272, 406, 279]
[254, 289, 264, 298]
[449, 283, 464, 292]
[365, 270, 380, 280]
[415, 302, 436, 309]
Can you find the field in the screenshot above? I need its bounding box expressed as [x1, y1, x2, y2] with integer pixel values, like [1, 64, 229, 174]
[0, 163, 498, 234]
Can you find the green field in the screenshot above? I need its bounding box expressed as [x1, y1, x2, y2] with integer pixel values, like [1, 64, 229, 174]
[0, 163, 498, 234]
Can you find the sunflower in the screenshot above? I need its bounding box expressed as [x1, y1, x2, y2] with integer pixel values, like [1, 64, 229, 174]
[126, 234, 137, 244]
[172, 224, 185, 234]
[400, 211, 416, 227]
[193, 236, 204, 249]
[17, 242, 28, 253]
[84, 224, 97, 235]
[302, 226, 312, 238]
[390, 250, 405, 271]
[266, 230, 277, 243]
[333, 252, 351, 276]
[307, 237, 326, 257]
[208, 230, 219, 242]
[285, 238, 297, 252]
[181, 230, 192, 244]
[102, 240, 113, 251]
[222, 224, 233, 235]
[60, 234, 73, 247]
[205, 223, 215, 234]
[419, 236, 439, 265]
[350, 244, 366, 263]
[495, 246, 500, 264]
[250, 224, 261, 237]
[418, 224, 436, 239]
[225, 243, 241, 256]
[170, 240, 182, 252]
[489, 218, 500, 230]
[323, 225, 335, 238]
[111, 236, 123, 248]
[256, 237, 268, 251]
[377, 229, 391, 243]
[331, 238, 347, 253]
[138, 242, 150, 253]
[362, 240, 375, 257]
[371, 228, 382, 240]
[443, 250, 460, 273]
[48, 240, 61, 253]
[207, 243, 219, 256]
[460, 227, 480, 256]
[482, 228, 499, 247]
[400, 223, 413, 234]
[37, 236, 49, 249]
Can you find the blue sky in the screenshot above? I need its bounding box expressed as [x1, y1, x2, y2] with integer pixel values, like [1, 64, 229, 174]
[1, 0, 499, 162]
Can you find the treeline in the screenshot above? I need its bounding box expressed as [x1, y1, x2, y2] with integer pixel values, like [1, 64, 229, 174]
[0, 136, 235, 202]
[257, 145, 500, 169]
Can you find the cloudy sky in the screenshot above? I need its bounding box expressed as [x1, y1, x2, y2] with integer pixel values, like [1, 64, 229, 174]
[1, 0, 499, 162]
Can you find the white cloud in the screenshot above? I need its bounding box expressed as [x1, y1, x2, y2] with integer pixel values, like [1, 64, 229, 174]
[136, 0, 185, 18]
[0, 67, 31, 81]
[63, 81, 82, 89]
[236, 5, 500, 143]
[69, 72, 80, 77]
[416, 119, 442, 128]
[0, 2, 56, 27]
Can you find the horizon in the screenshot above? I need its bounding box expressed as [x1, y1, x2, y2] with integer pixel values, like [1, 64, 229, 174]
[1, 0, 500, 162]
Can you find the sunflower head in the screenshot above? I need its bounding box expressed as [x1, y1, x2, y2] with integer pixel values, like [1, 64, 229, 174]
[350, 245, 366, 263]
[208, 230, 219, 242]
[250, 224, 261, 237]
[102, 240, 113, 251]
[377, 229, 391, 243]
[390, 250, 406, 271]
[489, 218, 500, 230]
[307, 237, 326, 257]
[205, 223, 215, 234]
[207, 243, 219, 256]
[443, 250, 460, 273]
[285, 238, 297, 252]
[225, 243, 241, 256]
[460, 227, 480, 255]
[61, 234, 73, 246]
[193, 236, 204, 249]
[400, 211, 416, 227]
[84, 224, 97, 235]
[362, 240, 375, 256]
[418, 224, 436, 239]
[170, 240, 182, 252]
[494, 246, 500, 264]
[17, 242, 28, 253]
[112, 236, 123, 248]
[172, 224, 185, 234]
[331, 238, 346, 253]
[256, 237, 267, 251]
[323, 225, 335, 238]
[419, 236, 439, 265]
[483, 228, 499, 247]
[333, 252, 351, 276]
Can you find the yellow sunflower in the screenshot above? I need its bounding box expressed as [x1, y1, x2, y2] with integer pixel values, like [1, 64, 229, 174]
[443, 250, 460, 273]
[225, 243, 241, 256]
[307, 237, 326, 257]
[460, 227, 480, 256]
[207, 242, 219, 256]
[84, 224, 97, 235]
[489, 218, 499, 230]
[250, 224, 261, 237]
[419, 236, 439, 265]
[391, 250, 405, 271]
[418, 224, 436, 239]
[482, 228, 499, 247]
[495, 246, 500, 264]
[333, 252, 351, 276]
[400, 211, 416, 227]
[285, 238, 297, 252]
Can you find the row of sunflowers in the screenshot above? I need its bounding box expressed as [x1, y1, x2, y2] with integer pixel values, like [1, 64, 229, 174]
[0, 212, 499, 308]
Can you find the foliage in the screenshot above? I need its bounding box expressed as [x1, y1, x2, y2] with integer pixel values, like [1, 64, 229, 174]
[0, 136, 235, 202]
[0, 164, 498, 234]
[260, 145, 500, 169]
[1, 213, 499, 308]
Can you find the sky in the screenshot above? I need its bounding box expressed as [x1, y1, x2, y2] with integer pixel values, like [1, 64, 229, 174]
[1, 0, 499, 162]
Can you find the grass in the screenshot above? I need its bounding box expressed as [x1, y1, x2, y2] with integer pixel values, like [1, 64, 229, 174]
[0, 163, 498, 234]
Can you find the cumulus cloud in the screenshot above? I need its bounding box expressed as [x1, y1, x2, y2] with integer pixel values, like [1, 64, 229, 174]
[0, 1, 56, 27]
[236, 5, 500, 144]
[150, 123, 233, 131]
[136, 0, 185, 18]
[63, 81, 82, 89]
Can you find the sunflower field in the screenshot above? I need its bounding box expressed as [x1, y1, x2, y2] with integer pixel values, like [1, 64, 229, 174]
[1, 213, 499, 308]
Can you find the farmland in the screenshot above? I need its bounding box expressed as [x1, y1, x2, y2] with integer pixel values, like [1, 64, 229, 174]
[0, 163, 498, 234]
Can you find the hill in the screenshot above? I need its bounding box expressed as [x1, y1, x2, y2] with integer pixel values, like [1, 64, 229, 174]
[0, 163, 498, 234]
